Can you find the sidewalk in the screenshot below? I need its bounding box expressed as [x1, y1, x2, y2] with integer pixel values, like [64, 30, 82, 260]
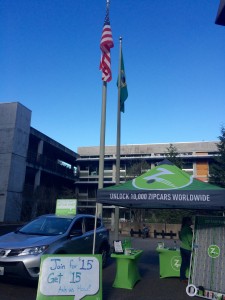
[103, 234, 198, 300]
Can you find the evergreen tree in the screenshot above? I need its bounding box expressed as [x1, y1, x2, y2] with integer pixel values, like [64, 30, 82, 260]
[126, 160, 150, 180]
[209, 126, 225, 188]
[125, 160, 150, 224]
[165, 144, 183, 168]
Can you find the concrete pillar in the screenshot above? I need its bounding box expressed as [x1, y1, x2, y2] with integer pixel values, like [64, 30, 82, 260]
[193, 162, 197, 177]
[111, 210, 115, 232]
[0, 102, 31, 222]
[112, 163, 116, 182]
[34, 140, 43, 189]
[37, 139, 43, 157]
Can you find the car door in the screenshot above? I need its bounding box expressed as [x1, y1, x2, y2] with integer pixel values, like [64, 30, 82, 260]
[62, 217, 90, 254]
[82, 216, 96, 253]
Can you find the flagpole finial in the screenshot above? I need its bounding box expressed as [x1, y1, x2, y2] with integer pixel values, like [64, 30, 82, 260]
[106, 0, 110, 10]
[119, 36, 122, 41]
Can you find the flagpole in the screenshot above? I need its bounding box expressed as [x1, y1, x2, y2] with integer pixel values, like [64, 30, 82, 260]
[97, 0, 113, 218]
[93, 69, 107, 255]
[114, 37, 123, 240]
[98, 81, 108, 217]
[93, 0, 114, 253]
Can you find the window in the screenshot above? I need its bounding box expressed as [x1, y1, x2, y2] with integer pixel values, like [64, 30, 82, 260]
[97, 218, 101, 228]
[79, 187, 88, 193]
[84, 217, 101, 232]
[182, 162, 193, 169]
[71, 218, 83, 233]
[85, 217, 95, 232]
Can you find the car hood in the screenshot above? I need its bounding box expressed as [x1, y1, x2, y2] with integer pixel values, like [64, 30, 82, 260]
[0, 232, 62, 249]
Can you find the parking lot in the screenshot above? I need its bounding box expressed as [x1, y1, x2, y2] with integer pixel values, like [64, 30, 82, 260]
[0, 227, 198, 300]
[102, 235, 197, 300]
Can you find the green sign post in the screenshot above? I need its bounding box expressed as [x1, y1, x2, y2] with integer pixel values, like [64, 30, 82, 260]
[55, 199, 77, 216]
[36, 254, 102, 300]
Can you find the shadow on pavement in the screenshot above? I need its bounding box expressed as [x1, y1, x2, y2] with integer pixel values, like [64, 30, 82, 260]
[102, 235, 198, 300]
[0, 233, 198, 300]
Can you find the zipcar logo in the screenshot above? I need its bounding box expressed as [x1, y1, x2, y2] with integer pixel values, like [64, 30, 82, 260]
[171, 256, 181, 271]
[208, 245, 220, 258]
[132, 165, 193, 190]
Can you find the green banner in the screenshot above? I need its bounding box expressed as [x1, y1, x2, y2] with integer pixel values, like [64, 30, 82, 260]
[188, 216, 225, 299]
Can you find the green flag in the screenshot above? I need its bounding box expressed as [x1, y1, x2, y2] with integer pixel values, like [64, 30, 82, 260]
[118, 50, 128, 113]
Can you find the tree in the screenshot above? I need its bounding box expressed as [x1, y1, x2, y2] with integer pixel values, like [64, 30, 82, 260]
[125, 160, 150, 180]
[125, 160, 151, 225]
[165, 144, 183, 168]
[21, 184, 76, 221]
[209, 126, 225, 188]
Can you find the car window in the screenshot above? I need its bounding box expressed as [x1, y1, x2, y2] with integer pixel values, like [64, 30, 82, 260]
[83, 217, 102, 232]
[44, 218, 72, 235]
[97, 218, 102, 228]
[85, 217, 95, 232]
[19, 218, 44, 234]
[71, 218, 83, 233]
[19, 217, 72, 235]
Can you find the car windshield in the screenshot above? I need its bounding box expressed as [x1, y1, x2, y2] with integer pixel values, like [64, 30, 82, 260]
[18, 216, 73, 235]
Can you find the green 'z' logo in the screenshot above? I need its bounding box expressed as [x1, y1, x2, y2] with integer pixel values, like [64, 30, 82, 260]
[132, 164, 193, 190]
[208, 245, 220, 258]
[171, 256, 181, 271]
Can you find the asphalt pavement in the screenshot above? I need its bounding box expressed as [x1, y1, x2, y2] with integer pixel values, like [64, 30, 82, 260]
[0, 227, 198, 300]
[102, 233, 197, 300]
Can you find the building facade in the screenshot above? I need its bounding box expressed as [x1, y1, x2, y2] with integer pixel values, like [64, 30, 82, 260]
[75, 142, 218, 213]
[0, 102, 219, 222]
[0, 6, 223, 223]
[215, 0, 225, 26]
[0, 102, 78, 222]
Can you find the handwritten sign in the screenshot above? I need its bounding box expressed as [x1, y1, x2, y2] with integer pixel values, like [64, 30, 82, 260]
[36, 255, 102, 300]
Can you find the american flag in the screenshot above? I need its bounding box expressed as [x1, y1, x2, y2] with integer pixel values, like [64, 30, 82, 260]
[100, 1, 114, 82]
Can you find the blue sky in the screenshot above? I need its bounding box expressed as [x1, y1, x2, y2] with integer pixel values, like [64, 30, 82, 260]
[1, 0, 224, 152]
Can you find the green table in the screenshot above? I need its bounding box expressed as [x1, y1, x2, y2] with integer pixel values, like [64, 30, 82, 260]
[111, 250, 143, 289]
[156, 247, 182, 278]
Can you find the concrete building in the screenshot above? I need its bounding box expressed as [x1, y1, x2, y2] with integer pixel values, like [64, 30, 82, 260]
[76, 142, 218, 213]
[0, 102, 78, 222]
[0, 102, 31, 222]
[216, 0, 225, 26]
[0, 102, 219, 222]
[0, 6, 223, 223]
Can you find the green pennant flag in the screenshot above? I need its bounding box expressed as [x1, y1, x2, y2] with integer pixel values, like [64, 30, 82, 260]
[118, 50, 128, 113]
